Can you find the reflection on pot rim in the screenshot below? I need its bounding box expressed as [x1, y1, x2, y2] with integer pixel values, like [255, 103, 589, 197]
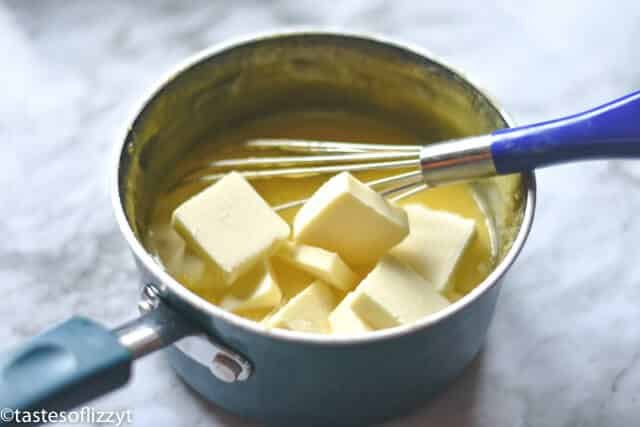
[111, 29, 537, 346]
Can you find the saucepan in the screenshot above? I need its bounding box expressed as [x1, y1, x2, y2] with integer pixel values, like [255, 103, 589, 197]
[0, 32, 535, 425]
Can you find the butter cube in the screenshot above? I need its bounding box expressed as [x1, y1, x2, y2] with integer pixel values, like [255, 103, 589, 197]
[390, 205, 475, 292]
[266, 281, 336, 333]
[259, 305, 281, 325]
[177, 251, 226, 302]
[350, 256, 450, 329]
[293, 172, 408, 266]
[172, 172, 290, 285]
[179, 251, 207, 289]
[148, 224, 186, 275]
[147, 224, 209, 289]
[444, 289, 465, 303]
[276, 242, 358, 291]
[329, 292, 372, 335]
[269, 257, 315, 301]
[241, 308, 278, 323]
[219, 261, 282, 314]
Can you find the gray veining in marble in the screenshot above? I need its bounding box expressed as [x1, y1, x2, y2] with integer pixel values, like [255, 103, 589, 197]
[1, 1, 640, 426]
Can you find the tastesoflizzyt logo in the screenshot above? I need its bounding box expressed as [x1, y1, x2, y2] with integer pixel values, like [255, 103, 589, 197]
[0, 407, 133, 425]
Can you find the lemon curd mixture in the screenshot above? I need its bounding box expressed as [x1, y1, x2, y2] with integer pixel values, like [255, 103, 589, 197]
[145, 111, 496, 334]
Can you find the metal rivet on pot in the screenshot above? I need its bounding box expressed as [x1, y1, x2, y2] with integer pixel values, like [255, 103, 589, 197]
[174, 335, 253, 383]
[138, 284, 160, 314]
[211, 353, 243, 383]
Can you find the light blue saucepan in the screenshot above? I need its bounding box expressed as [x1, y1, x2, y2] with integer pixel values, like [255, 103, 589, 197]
[1, 31, 637, 426]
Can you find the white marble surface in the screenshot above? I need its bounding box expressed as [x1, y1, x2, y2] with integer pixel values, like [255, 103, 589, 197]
[2, 1, 640, 425]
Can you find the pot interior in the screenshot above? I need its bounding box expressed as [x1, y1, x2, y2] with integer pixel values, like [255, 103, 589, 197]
[117, 33, 527, 300]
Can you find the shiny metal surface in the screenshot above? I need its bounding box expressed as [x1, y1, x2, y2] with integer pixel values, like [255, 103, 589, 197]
[178, 139, 422, 187]
[115, 319, 165, 359]
[211, 353, 243, 383]
[419, 134, 497, 185]
[137, 283, 161, 314]
[115, 285, 252, 379]
[173, 335, 252, 382]
[177, 133, 499, 215]
[187, 158, 421, 183]
[115, 285, 194, 359]
[179, 134, 498, 210]
[197, 149, 419, 170]
[246, 138, 421, 153]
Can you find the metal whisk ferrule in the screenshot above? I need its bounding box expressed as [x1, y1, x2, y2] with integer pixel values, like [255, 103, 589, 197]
[419, 135, 496, 186]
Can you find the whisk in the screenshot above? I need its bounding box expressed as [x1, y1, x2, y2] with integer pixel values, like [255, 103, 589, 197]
[182, 90, 640, 210]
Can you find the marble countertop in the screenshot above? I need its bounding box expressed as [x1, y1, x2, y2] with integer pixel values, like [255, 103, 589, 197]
[2, 1, 640, 425]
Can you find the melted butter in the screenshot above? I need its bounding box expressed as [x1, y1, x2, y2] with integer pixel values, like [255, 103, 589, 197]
[147, 111, 495, 307]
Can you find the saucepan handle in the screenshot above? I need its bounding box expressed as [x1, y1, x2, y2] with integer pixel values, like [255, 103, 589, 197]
[491, 90, 640, 173]
[0, 317, 133, 416]
[0, 290, 194, 421]
[419, 90, 640, 186]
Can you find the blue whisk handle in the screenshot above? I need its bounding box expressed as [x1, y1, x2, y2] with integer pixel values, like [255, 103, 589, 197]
[490, 90, 640, 174]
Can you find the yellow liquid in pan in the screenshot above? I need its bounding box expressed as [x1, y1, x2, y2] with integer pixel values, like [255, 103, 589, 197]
[147, 111, 495, 312]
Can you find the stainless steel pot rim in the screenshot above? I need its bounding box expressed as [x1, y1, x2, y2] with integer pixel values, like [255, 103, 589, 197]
[111, 29, 537, 346]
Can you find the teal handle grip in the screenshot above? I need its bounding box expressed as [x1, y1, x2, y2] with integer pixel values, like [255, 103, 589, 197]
[0, 317, 133, 415]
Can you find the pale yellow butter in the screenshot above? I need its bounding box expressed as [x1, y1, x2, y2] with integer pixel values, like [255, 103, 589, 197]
[175, 251, 227, 302]
[276, 242, 358, 291]
[350, 256, 450, 329]
[269, 257, 315, 301]
[329, 292, 372, 335]
[444, 289, 465, 303]
[219, 261, 282, 314]
[148, 224, 185, 275]
[293, 172, 408, 266]
[266, 281, 336, 333]
[172, 172, 290, 285]
[147, 225, 224, 298]
[390, 204, 476, 292]
[179, 251, 207, 289]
